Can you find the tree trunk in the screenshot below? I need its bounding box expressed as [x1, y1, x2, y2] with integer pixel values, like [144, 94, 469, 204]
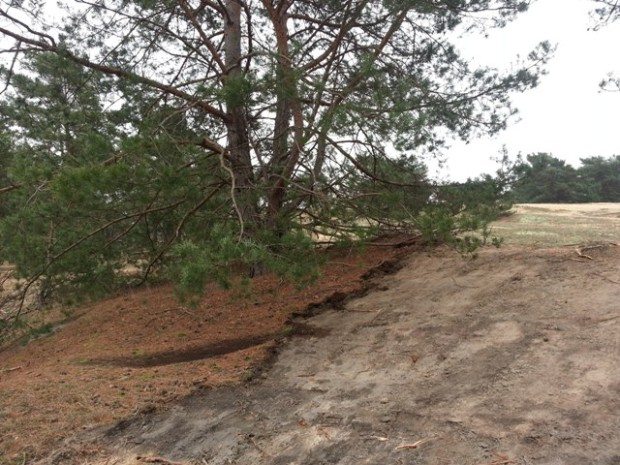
[264, 0, 304, 235]
[224, 0, 257, 237]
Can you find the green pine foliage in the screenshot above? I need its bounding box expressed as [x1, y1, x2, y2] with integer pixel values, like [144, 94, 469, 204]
[0, 55, 324, 309]
[579, 156, 620, 201]
[341, 154, 432, 224]
[171, 227, 322, 304]
[0, 53, 517, 312]
[416, 174, 510, 255]
[0, 1, 548, 320]
[0, 54, 230, 303]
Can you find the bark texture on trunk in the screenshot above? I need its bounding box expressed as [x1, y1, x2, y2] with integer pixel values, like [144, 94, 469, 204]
[263, 0, 305, 233]
[224, 0, 257, 236]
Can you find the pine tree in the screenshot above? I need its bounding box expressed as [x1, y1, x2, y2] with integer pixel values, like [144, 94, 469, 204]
[511, 153, 588, 203]
[0, 1, 550, 308]
[578, 156, 620, 202]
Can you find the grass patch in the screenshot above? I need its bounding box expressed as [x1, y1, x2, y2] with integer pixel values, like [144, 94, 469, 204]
[492, 203, 620, 246]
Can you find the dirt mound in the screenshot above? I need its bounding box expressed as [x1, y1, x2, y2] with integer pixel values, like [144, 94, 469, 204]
[41, 243, 620, 465]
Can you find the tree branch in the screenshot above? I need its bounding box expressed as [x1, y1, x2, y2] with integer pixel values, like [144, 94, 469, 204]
[0, 26, 232, 122]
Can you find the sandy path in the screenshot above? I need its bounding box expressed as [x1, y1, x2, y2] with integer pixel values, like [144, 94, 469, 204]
[82, 244, 620, 465]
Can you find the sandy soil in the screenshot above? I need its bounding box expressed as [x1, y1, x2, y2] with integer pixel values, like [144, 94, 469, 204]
[39, 242, 620, 465]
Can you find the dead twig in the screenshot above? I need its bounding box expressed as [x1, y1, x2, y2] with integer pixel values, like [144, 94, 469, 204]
[575, 247, 594, 260]
[451, 277, 480, 289]
[396, 436, 434, 450]
[479, 461, 516, 465]
[594, 272, 620, 284]
[478, 453, 518, 465]
[136, 456, 186, 465]
[1, 366, 23, 373]
[588, 315, 620, 325]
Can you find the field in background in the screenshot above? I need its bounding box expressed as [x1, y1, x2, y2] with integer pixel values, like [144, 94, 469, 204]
[491, 203, 620, 246]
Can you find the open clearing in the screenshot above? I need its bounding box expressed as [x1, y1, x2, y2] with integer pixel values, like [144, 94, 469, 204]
[492, 203, 620, 246]
[1, 204, 620, 465]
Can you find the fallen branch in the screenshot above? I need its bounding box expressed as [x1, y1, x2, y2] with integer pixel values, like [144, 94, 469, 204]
[479, 461, 516, 465]
[575, 242, 619, 260]
[451, 277, 480, 289]
[575, 247, 594, 260]
[594, 272, 620, 285]
[136, 456, 186, 465]
[564, 241, 619, 248]
[1, 366, 23, 373]
[478, 453, 517, 465]
[396, 436, 434, 450]
[588, 315, 620, 325]
[366, 236, 421, 248]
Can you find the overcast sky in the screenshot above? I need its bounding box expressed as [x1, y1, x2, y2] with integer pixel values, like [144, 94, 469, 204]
[433, 0, 620, 182]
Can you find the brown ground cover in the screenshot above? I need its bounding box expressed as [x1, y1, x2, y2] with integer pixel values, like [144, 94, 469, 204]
[0, 237, 416, 464]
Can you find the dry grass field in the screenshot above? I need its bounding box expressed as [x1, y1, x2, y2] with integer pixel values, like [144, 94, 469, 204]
[492, 203, 620, 246]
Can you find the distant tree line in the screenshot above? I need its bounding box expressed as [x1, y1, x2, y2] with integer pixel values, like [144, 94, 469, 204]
[510, 153, 620, 203]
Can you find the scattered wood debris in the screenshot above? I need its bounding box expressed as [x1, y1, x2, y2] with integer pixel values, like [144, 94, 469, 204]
[575, 242, 618, 260]
[396, 436, 434, 450]
[136, 456, 186, 465]
[478, 452, 518, 465]
[0, 366, 22, 373]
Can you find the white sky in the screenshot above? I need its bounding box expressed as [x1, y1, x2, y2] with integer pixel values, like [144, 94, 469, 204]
[434, 0, 620, 181]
